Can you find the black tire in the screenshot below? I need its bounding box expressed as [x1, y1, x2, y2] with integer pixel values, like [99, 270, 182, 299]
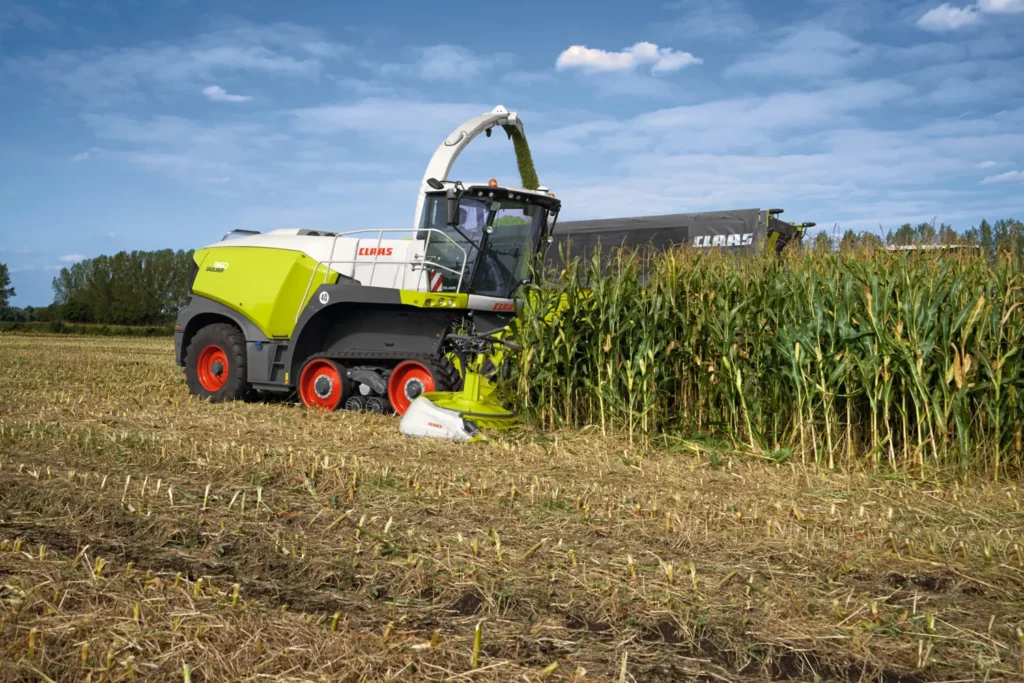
[184, 323, 249, 403]
[434, 355, 462, 391]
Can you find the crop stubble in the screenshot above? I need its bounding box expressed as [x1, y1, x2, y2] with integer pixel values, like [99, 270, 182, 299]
[1, 335, 1022, 681]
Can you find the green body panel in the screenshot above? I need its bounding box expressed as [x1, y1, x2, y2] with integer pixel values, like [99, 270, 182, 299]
[399, 290, 469, 309]
[192, 246, 337, 339]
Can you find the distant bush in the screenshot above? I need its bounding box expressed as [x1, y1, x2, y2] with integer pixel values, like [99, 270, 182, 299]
[0, 321, 172, 337]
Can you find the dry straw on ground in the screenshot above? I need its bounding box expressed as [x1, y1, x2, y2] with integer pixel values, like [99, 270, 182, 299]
[1, 335, 1023, 681]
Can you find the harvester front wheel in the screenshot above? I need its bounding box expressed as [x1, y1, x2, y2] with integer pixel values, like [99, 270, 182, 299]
[184, 323, 249, 403]
[387, 359, 459, 415]
[298, 358, 350, 411]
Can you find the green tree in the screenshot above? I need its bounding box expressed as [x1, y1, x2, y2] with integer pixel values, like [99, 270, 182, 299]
[888, 223, 919, 246]
[992, 218, 1024, 259]
[0, 262, 14, 315]
[916, 221, 937, 245]
[839, 230, 859, 252]
[860, 232, 884, 249]
[812, 232, 835, 253]
[979, 219, 994, 260]
[938, 223, 959, 245]
[51, 249, 194, 325]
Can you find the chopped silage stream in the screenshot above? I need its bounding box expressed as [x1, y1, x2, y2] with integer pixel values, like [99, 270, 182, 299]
[1, 335, 1022, 681]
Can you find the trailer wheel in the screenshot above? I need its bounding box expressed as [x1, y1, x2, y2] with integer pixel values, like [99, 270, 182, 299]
[184, 323, 249, 403]
[298, 358, 350, 411]
[387, 359, 458, 415]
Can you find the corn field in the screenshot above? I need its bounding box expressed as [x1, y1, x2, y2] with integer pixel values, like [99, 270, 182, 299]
[513, 247, 1024, 475]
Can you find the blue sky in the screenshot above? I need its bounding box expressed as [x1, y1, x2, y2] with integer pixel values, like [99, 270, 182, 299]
[1, 0, 1022, 306]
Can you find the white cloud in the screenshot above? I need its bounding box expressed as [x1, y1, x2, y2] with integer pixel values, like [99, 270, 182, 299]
[978, 0, 1024, 12]
[44, 265, 64, 272]
[71, 151, 89, 162]
[917, 4, 980, 31]
[503, 71, 556, 86]
[202, 85, 252, 102]
[976, 160, 999, 168]
[556, 42, 702, 74]
[60, 254, 86, 263]
[77, 102, 452, 193]
[525, 88, 1024, 232]
[416, 45, 495, 80]
[0, 2, 56, 33]
[539, 80, 915, 156]
[378, 45, 510, 82]
[726, 26, 870, 79]
[80, 113, 284, 187]
[662, 0, 756, 40]
[10, 22, 345, 106]
[291, 99, 486, 142]
[981, 169, 1024, 184]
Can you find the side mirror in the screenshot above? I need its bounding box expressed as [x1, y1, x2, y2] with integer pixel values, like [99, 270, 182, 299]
[426, 177, 445, 190]
[508, 277, 531, 299]
[445, 187, 459, 226]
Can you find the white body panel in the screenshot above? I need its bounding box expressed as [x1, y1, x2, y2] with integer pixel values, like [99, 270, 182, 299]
[467, 294, 515, 315]
[209, 229, 436, 291]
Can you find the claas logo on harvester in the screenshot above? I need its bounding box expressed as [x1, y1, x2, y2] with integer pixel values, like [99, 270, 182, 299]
[357, 247, 394, 256]
[692, 233, 754, 248]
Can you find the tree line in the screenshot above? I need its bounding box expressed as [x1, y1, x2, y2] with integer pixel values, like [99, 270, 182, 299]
[812, 218, 1024, 259]
[1, 250, 194, 325]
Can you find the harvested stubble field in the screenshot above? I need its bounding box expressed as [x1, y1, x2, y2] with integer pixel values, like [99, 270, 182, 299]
[1, 334, 1022, 682]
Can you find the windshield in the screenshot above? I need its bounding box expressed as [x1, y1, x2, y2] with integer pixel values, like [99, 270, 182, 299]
[471, 201, 544, 298]
[420, 193, 547, 297]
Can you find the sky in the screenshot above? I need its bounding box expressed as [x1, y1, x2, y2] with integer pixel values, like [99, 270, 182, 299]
[1, 0, 1022, 306]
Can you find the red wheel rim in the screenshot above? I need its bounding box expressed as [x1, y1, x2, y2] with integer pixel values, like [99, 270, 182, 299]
[387, 361, 435, 415]
[299, 359, 343, 411]
[196, 345, 229, 392]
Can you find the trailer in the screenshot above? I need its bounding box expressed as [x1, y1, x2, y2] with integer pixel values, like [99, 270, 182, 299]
[544, 208, 811, 270]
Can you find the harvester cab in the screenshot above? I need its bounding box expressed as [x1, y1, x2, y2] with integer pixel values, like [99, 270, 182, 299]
[174, 106, 558, 439]
[765, 209, 813, 254]
[417, 179, 559, 300]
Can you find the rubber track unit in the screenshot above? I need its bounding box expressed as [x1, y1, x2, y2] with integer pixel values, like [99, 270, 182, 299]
[301, 352, 463, 393]
[184, 322, 249, 402]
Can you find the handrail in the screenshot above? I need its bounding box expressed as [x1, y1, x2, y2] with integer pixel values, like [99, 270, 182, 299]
[296, 228, 469, 322]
